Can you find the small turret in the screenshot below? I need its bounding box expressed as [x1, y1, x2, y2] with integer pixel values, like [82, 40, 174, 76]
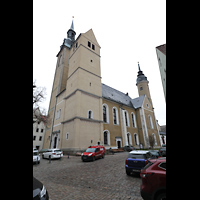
[136, 62, 153, 107]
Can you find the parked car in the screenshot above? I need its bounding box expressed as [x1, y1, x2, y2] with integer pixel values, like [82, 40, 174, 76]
[33, 149, 40, 164]
[159, 146, 166, 157]
[140, 157, 166, 200]
[81, 145, 105, 161]
[42, 148, 63, 159]
[33, 176, 49, 200]
[123, 145, 136, 152]
[125, 150, 151, 175]
[148, 150, 161, 159]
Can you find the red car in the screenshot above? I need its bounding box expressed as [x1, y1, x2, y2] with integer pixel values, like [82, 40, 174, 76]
[81, 145, 105, 161]
[140, 157, 166, 200]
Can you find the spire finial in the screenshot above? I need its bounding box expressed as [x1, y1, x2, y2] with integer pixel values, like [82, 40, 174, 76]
[70, 16, 74, 30]
[138, 62, 141, 71]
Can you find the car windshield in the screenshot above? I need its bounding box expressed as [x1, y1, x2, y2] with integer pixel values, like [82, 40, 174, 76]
[33, 152, 38, 156]
[54, 150, 61, 152]
[128, 153, 146, 159]
[86, 148, 96, 152]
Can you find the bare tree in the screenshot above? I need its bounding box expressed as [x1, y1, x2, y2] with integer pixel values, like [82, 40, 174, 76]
[149, 135, 155, 149]
[33, 80, 48, 124]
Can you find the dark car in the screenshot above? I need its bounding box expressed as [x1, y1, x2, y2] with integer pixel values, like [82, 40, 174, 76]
[148, 150, 161, 159]
[140, 157, 166, 200]
[123, 145, 136, 152]
[125, 150, 151, 176]
[159, 146, 166, 157]
[33, 177, 49, 200]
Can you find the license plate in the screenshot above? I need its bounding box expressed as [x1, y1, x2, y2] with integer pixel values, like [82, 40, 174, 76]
[132, 169, 140, 172]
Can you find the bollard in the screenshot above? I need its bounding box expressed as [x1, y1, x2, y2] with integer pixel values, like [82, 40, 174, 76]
[49, 155, 51, 163]
[68, 153, 69, 159]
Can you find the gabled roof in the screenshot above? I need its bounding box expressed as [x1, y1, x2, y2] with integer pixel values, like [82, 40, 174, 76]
[102, 83, 144, 109]
[131, 95, 145, 109]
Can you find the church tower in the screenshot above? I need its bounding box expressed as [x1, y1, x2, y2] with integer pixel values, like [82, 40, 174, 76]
[43, 19, 103, 152]
[136, 62, 153, 107]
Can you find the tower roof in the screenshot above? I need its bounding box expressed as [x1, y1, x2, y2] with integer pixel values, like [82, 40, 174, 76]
[70, 19, 74, 30]
[136, 62, 148, 85]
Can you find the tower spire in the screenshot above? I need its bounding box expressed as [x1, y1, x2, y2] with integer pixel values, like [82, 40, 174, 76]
[70, 16, 74, 30]
[138, 62, 141, 71]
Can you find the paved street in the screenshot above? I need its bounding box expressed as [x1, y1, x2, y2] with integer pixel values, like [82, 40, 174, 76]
[33, 152, 143, 200]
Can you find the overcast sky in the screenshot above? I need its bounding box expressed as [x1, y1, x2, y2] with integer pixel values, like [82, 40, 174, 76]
[33, 0, 166, 125]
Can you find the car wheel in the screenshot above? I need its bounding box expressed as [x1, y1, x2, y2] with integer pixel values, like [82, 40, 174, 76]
[102, 154, 105, 159]
[92, 156, 95, 161]
[156, 192, 166, 200]
[126, 170, 131, 176]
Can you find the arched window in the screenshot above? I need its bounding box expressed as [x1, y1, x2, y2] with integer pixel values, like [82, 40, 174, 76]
[148, 115, 154, 129]
[88, 110, 93, 119]
[102, 104, 109, 123]
[131, 112, 137, 128]
[134, 133, 139, 145]
[112, 107, 119, 125]
[124, 110, 130, 127]
[103, 130, 110, 145]
[127, 132, 132, 145]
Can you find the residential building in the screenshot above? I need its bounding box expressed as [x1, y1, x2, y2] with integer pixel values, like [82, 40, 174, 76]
[156, 44, 166, 101]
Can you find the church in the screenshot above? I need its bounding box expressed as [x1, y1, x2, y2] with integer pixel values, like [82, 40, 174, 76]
[43, 20, 161, 153]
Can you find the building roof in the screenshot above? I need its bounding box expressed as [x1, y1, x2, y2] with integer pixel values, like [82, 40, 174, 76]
[102, 83, 144, 109]
[131, 95, 145, 109]
[156, 44, 166, 55]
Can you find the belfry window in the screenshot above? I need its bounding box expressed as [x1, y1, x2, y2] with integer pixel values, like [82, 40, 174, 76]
[92, 44, 95, 50]
[88, 41, 91, 48]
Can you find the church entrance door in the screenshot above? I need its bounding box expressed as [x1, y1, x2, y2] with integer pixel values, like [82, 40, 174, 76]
[53, 136, 57, 148]
[117, 141, 121, 148]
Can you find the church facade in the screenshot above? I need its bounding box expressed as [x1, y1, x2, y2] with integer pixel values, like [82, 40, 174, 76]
[43, 20, 161, 153]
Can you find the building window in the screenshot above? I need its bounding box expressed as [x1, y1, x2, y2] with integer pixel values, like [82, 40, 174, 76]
[41, 129, 43, 133]
[66, 132, 69, 140]
[124, 110, 130, 127]
[36, 128, 39, 132]
[56, 109, 61, 120]
[131, 112, 136, 128]
[127, 133, 132, 145]
[88, 41, 91, 48]
[140, 87, 143, 91]
[88, 110, 93, 119]
[148, 115, 154, 129]
[113, 107, 119, 125]
[33, 136, 36, 141]
[104, 131, 108, 145]
[76, 42, 78, 48]
[134, 133, 139, 145]
[103, 104, 109, 123]
[92, 44, 95, 50]
[103, 130, 110, 145]
[39, 136, 42, 141]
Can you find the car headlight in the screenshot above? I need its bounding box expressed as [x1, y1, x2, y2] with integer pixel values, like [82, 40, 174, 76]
[88, 153, 92, 156]
[81, 153, 83, 156]
[40, 185, 46, 198]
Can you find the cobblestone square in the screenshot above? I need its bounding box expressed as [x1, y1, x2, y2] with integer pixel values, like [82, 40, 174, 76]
[33, 152, 143, 200]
